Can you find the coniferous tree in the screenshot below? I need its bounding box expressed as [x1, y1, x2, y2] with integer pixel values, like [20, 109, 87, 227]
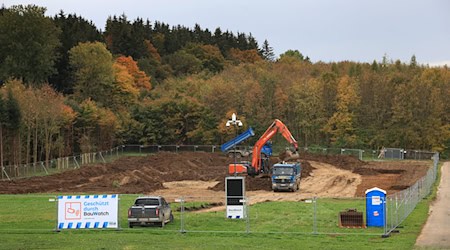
[261, 39, 275, 61]
[0, 5, 61, 85]
[51, 11, 103, 94]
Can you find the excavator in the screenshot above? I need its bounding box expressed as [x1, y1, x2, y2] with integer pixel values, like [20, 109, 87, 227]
[228, 119, 300, 176]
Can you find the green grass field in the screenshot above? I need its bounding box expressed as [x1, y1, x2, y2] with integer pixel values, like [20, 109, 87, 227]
[0, 165, 440, 250]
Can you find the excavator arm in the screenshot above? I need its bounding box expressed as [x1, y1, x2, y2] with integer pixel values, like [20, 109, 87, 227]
[250, 119, 298, 175]
[228, 119, 298, 176]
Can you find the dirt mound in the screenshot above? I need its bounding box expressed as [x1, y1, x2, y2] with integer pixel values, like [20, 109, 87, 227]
[299, 161, 361, 197]
[354, 161, 430, 196]
[0, 151, 430, 197]
[0, 152, 230, 194]
[298, 152, 367, 171]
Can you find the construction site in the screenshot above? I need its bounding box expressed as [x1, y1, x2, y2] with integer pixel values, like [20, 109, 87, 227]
[0, 150, 431, 202]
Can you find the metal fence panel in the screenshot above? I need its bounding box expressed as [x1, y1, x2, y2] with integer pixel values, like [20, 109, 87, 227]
[0, 145, 440, 238]
[384, 153, 439, 235]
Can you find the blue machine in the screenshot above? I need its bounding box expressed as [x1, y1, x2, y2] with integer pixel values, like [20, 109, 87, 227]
[365, 187, 386, 227]
[220, 127, 272, 157]
[271, 162, 302, 192]
[221, 128, 255, 152]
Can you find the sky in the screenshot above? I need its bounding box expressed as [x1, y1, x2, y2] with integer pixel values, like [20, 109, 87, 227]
[3, 0, 450, 65]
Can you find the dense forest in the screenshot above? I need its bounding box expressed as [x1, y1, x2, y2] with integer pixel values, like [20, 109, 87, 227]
[0, 5, 449, 168]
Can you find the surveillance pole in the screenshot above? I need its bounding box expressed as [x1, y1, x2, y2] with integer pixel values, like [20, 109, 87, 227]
[226, 113, 242, 176]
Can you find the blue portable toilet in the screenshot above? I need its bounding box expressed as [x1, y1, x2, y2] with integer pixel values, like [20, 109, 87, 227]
[365, 187, 386, 227]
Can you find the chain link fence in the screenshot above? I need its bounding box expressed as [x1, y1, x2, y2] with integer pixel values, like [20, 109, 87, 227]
[384, 152, 439, 236]
[0, 145, 439, 237]
[1, 147, 123, 180]
[1, 144, 437, 180]
[0, 194, 391, 236]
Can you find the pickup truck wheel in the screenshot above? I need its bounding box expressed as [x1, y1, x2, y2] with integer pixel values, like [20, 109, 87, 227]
[227, 152, 234, 158]
[160, 218, 165, 228]
[128, 222, 134, 228]
[169, 213, 174, 222]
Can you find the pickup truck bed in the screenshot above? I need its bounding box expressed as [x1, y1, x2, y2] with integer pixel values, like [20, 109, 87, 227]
[128, 196, 173, 228]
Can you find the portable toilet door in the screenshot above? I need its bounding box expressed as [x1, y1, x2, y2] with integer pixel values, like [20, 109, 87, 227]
[365, 187, 386, 227]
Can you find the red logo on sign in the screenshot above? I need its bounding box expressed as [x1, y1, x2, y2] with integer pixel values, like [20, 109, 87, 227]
[65, 202, 82, 220]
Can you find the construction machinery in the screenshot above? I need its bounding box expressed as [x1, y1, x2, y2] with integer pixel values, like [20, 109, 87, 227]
[271, 162, 301, 191]
[228, 119, 299, 176]
[220, 127, 272, 158]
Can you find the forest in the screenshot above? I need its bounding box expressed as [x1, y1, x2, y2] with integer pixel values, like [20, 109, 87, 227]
[0, 4, 449, 168]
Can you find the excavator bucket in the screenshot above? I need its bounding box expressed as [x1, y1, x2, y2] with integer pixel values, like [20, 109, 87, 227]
[279, 149, 300, 162]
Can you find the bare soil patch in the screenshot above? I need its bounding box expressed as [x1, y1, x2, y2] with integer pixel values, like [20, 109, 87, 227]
[0, 152, 430, 199]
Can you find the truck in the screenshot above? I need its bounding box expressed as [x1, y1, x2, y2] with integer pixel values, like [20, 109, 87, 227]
[228, 119, 299, 176]
[221, 127, 272, 158]
[127, 196, 173, 228]
[271, 162, 302, 192]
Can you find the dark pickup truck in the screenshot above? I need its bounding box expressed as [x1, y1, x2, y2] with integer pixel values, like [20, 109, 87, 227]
[127, 196, 173, 228]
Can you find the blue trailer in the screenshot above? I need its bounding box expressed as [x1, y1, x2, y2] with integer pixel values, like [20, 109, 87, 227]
[221, 127, 272, 158]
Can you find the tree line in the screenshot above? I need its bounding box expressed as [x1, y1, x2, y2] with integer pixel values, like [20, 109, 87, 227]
[0, 5, 449, 172]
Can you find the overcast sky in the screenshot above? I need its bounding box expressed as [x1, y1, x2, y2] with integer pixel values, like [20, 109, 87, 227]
[4, 0, 450, 65]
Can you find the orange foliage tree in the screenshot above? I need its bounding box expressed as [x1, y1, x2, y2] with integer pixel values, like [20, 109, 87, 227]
[228, 48, 263, 64]
[115, 56, 151, 90]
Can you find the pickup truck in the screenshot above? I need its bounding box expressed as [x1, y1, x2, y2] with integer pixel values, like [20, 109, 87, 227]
[271, 162, 301, 192]
[127, 196, 173, 228]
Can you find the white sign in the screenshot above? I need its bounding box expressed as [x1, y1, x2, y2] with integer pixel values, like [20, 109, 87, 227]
[226, 205, 245, 219]
[372, 196, 381, 206]
[57, 194, 118, 229]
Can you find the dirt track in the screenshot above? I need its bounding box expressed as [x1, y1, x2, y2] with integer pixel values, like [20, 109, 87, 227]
[0, 152, 431, 200]
[415, 162, 450, 248]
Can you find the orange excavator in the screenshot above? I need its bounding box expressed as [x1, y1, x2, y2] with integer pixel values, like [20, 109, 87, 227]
[228, 119, 299, 176]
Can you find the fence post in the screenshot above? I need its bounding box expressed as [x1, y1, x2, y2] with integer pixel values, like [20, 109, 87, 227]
[54, 196, 60, 232]
[73, 156, 80, 169]
[180, 196, 186, 234]
[1, 166, 10, 180]
[382, 196, 389, 237]
[313, 197, 317, 235]
[40, 162, 48, 175]
[99, 152, 106, 163]
[246, 196, 250, 234]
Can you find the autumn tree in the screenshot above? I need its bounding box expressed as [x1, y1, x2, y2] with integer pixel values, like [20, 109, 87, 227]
[183, 43, 226, 73]
[134, 95, 217, 145]
[228, 48, 263, 64]
[38, 85, 75, 166]
[323, 76, 360, 147]
[11, 83, 36, 165]
[279, 50, 308, 63]
[115, 56, 151, 90]
[69, 42, 115, 106]
[163, 50, 202, 76]
[289, 78, 326, 146]
[112, 63, 139, 106]
[0, 5, 61, 84]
